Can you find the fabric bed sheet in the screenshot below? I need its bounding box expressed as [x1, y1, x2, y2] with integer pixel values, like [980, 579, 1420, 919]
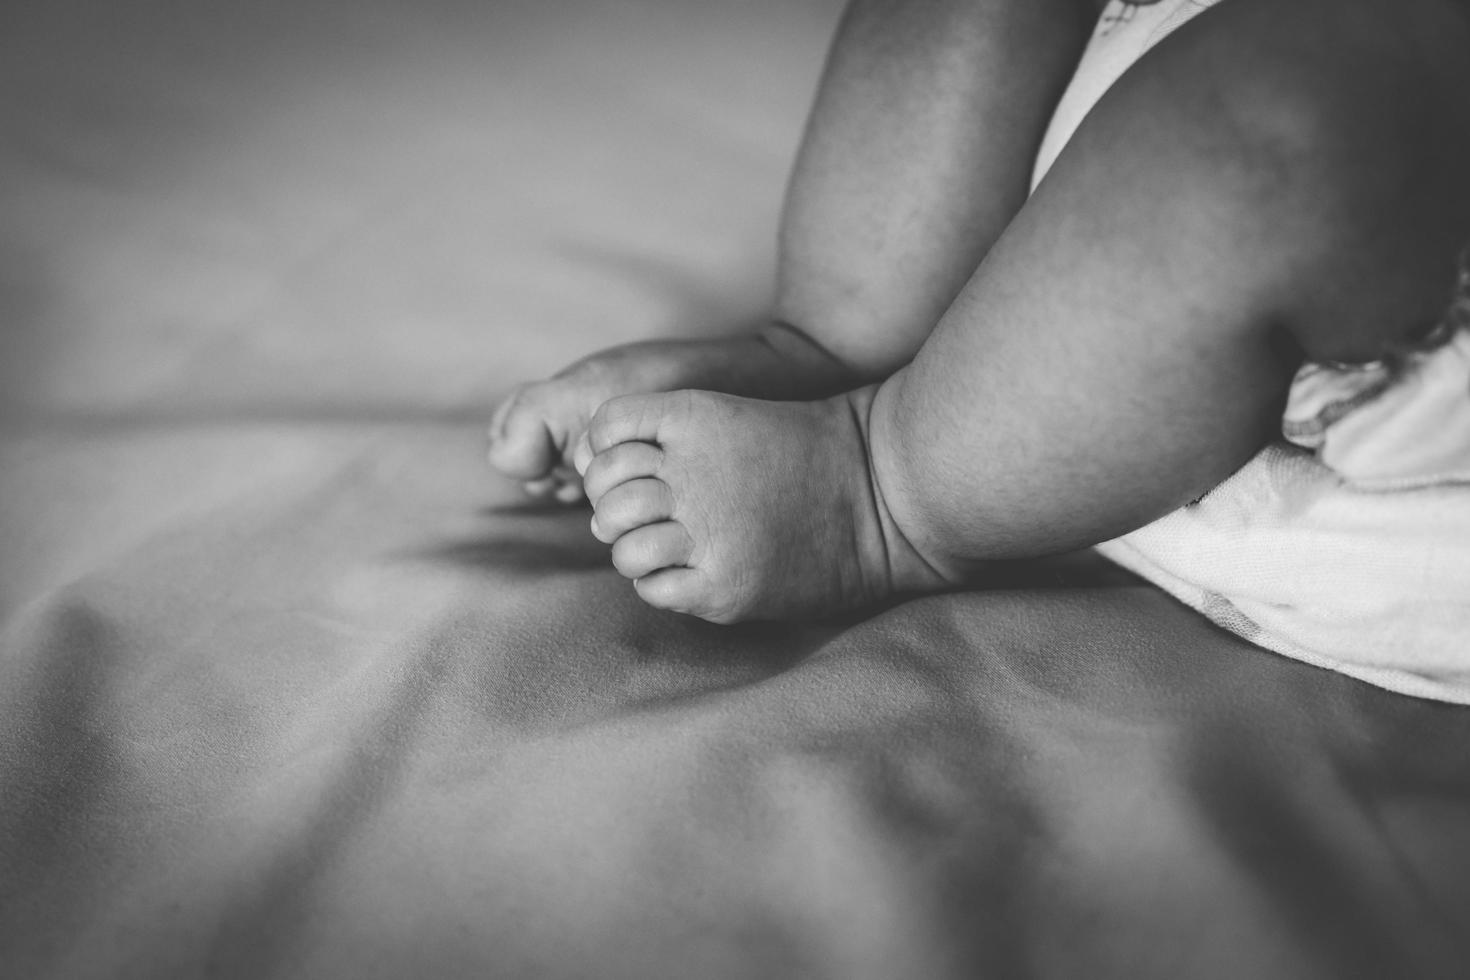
[2, 1, 1468, 978]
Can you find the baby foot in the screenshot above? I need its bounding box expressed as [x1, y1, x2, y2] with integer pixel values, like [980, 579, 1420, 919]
[574, 387, 950, 623]
[488, 354, 651, 504]
[488, 331, 856, 504]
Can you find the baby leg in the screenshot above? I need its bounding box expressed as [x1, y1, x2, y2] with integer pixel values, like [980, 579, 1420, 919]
[488, 0, 1094, 500]
[576, 0, 1470, 620]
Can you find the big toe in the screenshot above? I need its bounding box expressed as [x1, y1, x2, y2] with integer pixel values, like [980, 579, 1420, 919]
[590, 477, 674, 543]
[487, 400, 560, 480]
[610, 521, 694, 580]
[635, 568, 739, 624]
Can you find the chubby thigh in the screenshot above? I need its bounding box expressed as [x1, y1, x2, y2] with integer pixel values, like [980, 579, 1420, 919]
[867, 0, 1470, 570]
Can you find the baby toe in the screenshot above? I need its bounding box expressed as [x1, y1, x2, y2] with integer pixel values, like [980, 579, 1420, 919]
[631, 567, 705, 615]
[581, 441, 664, 505]
[487, 388, 520, 444]
[488, 398, 559, 481]
[590, 477, 674, 543]
[552, 477, 586, 505]
[586, 393, 669, 456]
[636, 569, 741, 623]
[609, 521, 693, 580]
[522, 476, 558, 499]
[542, 463, 584, 505]
[571, 429, 595, 477]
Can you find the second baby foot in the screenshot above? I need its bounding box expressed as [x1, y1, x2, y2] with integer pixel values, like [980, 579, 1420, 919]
[574, 387, 950, 623]
[488, 330, 857, 503]
[488, 343, 698, 504]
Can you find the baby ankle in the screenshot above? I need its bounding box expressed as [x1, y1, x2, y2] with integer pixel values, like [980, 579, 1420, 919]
[842, 386, 959, 597]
